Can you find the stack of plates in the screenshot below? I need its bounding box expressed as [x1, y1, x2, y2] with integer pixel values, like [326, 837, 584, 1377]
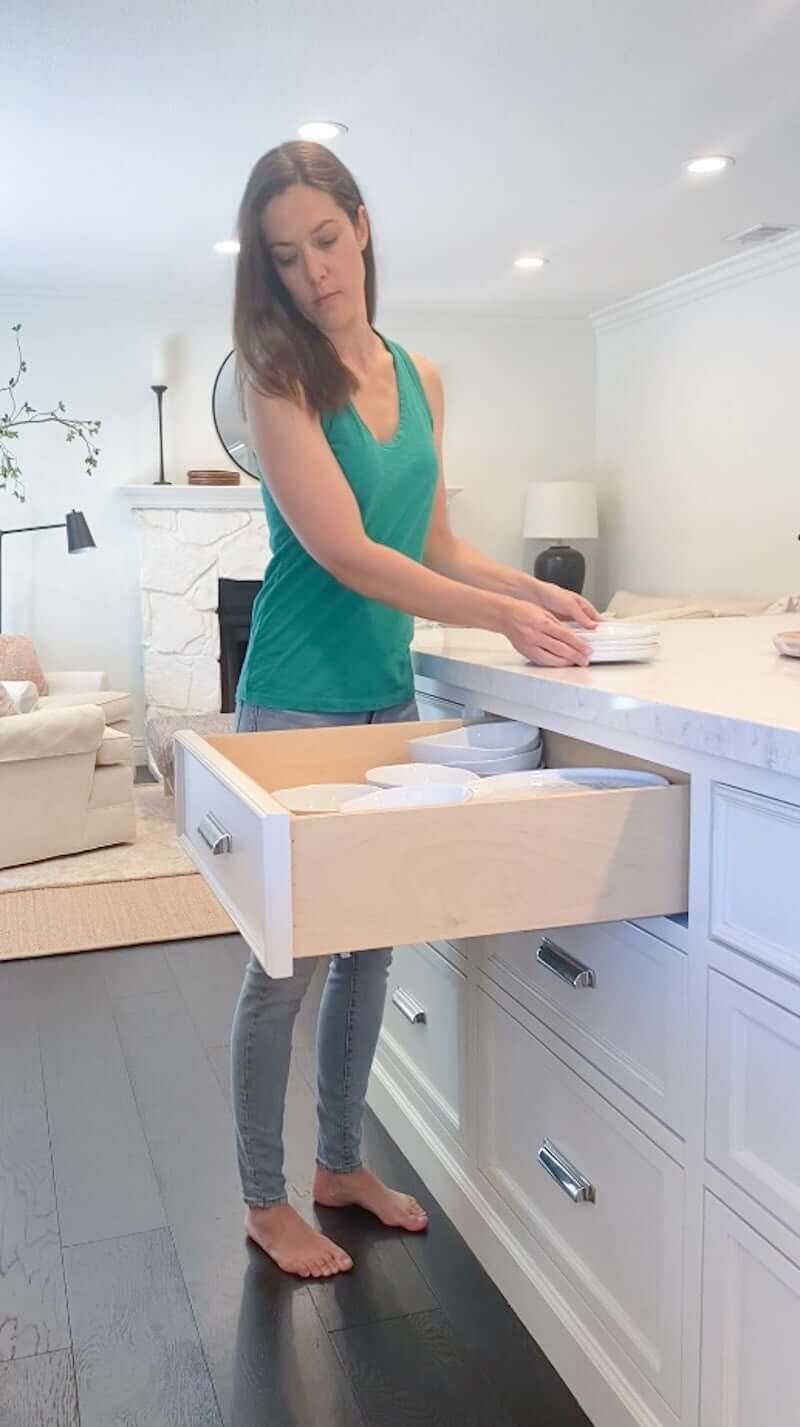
[187, 469, 240, 486]
[566, 621, 661, 664]
[408, 720, 542, 776]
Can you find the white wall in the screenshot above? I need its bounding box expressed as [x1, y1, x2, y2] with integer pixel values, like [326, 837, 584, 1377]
[594, 235, 800, 602]
[0, 290, 596, 746]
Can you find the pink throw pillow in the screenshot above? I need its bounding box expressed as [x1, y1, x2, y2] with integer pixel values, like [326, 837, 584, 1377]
[0, 635, 48, 694]
[0, 684, 19, 717]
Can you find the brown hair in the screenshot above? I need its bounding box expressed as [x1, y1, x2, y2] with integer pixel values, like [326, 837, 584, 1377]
[233, 141, 377, 414]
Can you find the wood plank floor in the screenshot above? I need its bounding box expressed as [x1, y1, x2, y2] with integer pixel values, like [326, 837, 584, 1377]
[0, 934, 591, 1427]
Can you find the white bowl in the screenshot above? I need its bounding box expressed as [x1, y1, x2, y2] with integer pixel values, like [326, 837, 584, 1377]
[272, 783, 372, 814]
[457, 747, 544, 777]
[365, 762, 480, 789]
[341, 783, 476, 813]
[409, 720, 541, 765]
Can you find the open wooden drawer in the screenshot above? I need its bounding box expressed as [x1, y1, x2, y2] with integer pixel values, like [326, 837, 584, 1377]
[174, 721, 689, 977]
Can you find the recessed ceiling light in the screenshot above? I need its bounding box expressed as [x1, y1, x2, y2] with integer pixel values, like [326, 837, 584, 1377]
[514, 254, 548, 271]
[214, 239, 240, 254]
[683, 155, 735, 176]
[298, 120, 348, 141]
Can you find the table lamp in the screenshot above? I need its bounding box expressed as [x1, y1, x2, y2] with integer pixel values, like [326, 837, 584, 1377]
[523, 481, 598, 593]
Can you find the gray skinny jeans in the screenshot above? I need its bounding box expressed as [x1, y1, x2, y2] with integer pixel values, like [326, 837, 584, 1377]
[230, 697, 418, 1206]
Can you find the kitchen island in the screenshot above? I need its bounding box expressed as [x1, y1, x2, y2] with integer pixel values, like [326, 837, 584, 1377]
[364, 615, 800, 1427]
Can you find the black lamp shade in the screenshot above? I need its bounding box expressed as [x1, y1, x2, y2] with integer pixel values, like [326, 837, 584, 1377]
[65, 509, 96, 553]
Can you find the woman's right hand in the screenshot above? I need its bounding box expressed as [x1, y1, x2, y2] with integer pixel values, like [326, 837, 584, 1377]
[501, 599, 592, 667]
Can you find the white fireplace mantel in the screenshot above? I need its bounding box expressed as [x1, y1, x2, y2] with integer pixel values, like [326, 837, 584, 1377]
[120, 482, 263, 511]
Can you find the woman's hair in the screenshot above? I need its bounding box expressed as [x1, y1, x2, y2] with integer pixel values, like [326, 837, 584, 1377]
[233, 141, 376, 414]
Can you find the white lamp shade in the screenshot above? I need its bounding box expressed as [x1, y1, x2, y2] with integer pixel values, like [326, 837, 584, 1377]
[523, 481, 598, 541]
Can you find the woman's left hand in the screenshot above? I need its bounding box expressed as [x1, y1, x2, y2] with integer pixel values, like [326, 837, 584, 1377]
[533, 580, 601, 628]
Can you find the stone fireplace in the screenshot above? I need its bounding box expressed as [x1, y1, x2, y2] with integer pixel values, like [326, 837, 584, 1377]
[123, 485, 269, 718]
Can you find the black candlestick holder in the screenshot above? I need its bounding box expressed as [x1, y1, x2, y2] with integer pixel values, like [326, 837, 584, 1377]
[150, 383, 171, 484]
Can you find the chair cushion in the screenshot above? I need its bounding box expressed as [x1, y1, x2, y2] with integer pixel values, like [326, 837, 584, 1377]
[0, 634, 48, 693]
[96, 726, 134, 766]
[39, 688, 133, 723]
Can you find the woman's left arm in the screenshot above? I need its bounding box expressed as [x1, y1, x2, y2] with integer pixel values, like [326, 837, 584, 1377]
[415, 355, 599, 629]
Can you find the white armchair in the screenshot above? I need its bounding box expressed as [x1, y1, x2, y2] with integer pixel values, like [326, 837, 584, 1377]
[0, 672, 136, 870]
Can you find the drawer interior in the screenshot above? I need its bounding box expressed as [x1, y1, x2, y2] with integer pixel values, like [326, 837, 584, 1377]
[198, 720, 689, 958]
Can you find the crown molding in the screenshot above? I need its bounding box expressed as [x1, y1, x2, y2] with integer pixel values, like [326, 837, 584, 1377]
[591, 231, 800, 333]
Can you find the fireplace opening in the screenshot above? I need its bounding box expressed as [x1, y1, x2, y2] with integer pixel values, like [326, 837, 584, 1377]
[218, 578, 261, 713]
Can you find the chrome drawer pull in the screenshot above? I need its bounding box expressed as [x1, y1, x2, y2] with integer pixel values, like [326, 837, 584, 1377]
[537, 937, 596, 989]
[537, 1138, 596, 1204]
[392, 987, 427, 1025]
[197, 811, 232, 856]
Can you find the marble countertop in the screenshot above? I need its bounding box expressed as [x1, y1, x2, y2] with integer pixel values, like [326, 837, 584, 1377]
[412, 615, 800, 777]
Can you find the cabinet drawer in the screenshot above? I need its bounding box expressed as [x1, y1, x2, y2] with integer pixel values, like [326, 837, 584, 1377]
[701, 1193, 800, 1426]
[707, 970, 800, 1236]
[475, 921, 688, 1133]
[477, 981, 684, 1408]
[175, 720, 688, 978]
[380, 941, 466, 1139]
[710, 782, 800, 980]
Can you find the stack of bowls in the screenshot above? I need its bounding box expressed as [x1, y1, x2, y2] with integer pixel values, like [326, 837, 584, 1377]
[407, 720, 542, 777]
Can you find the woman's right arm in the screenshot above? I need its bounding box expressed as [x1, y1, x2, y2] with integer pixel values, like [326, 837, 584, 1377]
[246, 386, 591, 668]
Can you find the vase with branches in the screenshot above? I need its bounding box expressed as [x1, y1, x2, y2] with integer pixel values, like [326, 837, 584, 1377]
[1, 324, 101, 503]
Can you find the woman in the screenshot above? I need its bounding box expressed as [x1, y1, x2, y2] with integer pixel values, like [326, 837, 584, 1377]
[231, 140, 598, 1280]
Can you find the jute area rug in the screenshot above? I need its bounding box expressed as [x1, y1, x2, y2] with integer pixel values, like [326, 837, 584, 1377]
[0, 786, 234, 961]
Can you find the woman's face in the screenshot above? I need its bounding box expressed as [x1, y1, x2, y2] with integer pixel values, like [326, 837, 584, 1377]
[262, 183, 369, 332]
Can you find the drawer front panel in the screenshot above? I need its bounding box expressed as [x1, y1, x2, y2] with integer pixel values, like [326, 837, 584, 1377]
[701, 1193, 800, 1425]
[707, 970, 800, 1237]
[710, 782, 800, 981]
[381, 942, 466, 1139]
[477, 983, 684, 1407]
[179, 722, 688, 977]
[476, 921, 687, 1132]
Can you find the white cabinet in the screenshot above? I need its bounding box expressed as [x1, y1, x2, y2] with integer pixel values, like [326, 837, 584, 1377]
[381, 941, 467, 1143]
[710, 782, 800, 982]
[474, 920, 688, 1134]
[476, 980, 684, 1410]
[707, 969, 800, 1237]
[175, 719, 689, 977]
[701, 1193, 800, 1425]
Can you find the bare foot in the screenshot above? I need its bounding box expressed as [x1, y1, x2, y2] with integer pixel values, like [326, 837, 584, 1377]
[245, 1203, 353, 1278]
[313, 1165, 429, 1232]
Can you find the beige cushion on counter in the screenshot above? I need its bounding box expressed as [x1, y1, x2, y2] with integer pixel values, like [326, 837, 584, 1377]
[38, 688, 133, 723]
[606, 590, 777, 621]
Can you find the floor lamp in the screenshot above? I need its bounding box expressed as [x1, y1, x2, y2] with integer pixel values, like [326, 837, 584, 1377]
[0, 510, 96, 632]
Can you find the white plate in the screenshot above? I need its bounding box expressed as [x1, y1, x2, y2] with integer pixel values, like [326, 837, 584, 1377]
[472, 767, 670, 799]
[409, 720, 541, 765]
[342, 783, 476, 813]
[570, 621, 660, 642]
[365, 763, 479, 789]
[586, 647, 659, 664]
[272, 783, 373, 814]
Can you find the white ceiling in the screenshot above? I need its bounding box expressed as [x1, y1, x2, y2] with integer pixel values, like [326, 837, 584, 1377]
[5, 0, 800, 313]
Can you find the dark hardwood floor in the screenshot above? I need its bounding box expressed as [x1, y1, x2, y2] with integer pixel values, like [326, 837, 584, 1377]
[0, 934, 591, 1427]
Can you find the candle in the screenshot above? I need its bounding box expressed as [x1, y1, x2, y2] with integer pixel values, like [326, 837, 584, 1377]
[151, 343, 168, 387]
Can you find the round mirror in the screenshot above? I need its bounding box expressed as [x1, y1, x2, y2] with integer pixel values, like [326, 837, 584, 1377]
[211, 350, 260, 479]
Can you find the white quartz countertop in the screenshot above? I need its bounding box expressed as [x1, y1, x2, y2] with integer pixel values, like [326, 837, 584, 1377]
[412, 615, 800, 777]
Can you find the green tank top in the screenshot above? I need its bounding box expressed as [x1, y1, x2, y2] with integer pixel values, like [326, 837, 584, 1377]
[237, 336, 439, 713]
